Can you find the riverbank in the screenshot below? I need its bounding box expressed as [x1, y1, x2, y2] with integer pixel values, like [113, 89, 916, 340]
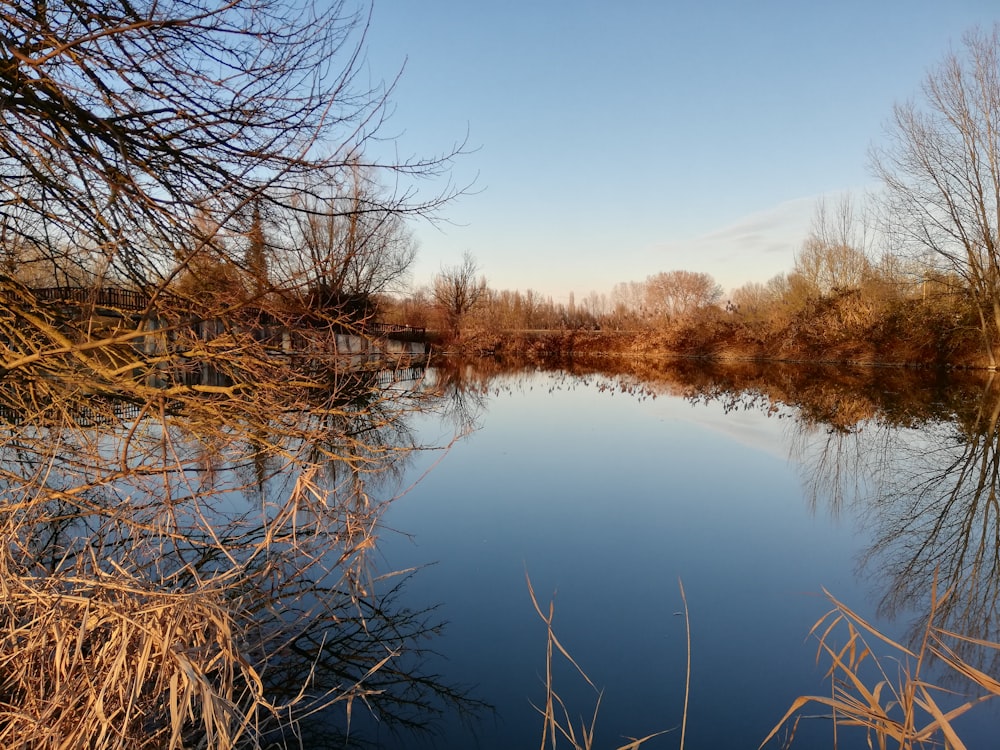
[436, 321, 989, 369]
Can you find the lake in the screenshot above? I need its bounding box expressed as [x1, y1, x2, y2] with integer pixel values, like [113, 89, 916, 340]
[353, 360, 1000, 748]
[4, 356, 1000, 748]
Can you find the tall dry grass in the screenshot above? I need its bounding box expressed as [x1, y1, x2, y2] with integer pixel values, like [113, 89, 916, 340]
[0, 460, 401, 748]
[527, 573, 681, 750]
[762, 582, 1000, 750]
[0, 349, 475, 748]
[0, 566, 250, 748]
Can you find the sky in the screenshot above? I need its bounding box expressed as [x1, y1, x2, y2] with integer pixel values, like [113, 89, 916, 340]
[358, 1, 1000, 303]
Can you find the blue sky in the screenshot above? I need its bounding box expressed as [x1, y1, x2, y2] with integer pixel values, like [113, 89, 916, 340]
[361, 1, 999, 303]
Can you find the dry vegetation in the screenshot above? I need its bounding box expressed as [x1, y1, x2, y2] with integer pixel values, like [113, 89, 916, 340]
[527, 574, 679, 750]
[763, 585, 1000, 750]
[0, 319, 477, 747]
[7, 1, 1000, 746]
[0, 0, 473, 745]
[415, 263, 985, 368]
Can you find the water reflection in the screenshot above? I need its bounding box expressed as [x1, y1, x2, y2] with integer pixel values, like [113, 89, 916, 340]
[806, 373, 1000, 676]
[557, 357, 1000, 683]
[0, 364, 486, 747]
[15, 344, 1000, 747]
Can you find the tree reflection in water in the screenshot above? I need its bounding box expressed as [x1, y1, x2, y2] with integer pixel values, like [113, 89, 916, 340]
[566, 356, 1000, 682]
[831, 374, 1000, 675]
[481, 355, 1000, 745]
[0, 364, 486, 748]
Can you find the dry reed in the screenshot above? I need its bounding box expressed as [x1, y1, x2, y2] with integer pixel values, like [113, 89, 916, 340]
[761, 581, 998, 750]
[0, 350, 471, 747]
[0, 462, 395, 748]
[0, 568, 249, 749]
[527, 573, 678, 750]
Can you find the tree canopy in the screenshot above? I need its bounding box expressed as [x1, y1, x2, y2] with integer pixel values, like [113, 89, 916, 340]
[0, 0, 459, 296]
[873, 25, 1000, 366]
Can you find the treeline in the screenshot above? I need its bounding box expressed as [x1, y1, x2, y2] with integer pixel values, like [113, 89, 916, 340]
[387, 28, 1000, 369]
[381, 195, 981, 366]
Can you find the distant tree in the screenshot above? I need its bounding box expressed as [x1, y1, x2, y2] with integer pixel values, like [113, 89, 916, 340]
[730, 272, 810, 329]
[433, 251, 487, 338]
[582, 291, 608, 319]
[171, 202, 249, 308]
[872, 25, 1000, 366]
[279, 162, 418, 311]
[643, 270, 722, 323]
[173, 255, 248, 307]
[605, 281, 644, 329]
[245, 199, 270, 298]
[392, 285, 434, 328]
[794, 196, 873, 296]
[731, 280, 774, 322]
[795, 238, 871, 297]
[611, 281, 645, 314]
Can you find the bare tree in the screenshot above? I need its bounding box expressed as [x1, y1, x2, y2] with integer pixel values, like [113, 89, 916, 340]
[278, 162, 418, 311]
[794, 195, 874, 296]
[643, 270, 722, 323]
[0, 3, 472, 746]
[611, 280, 645, 314]
[433, 251, 486, 338]
[0, 0, 458, 297]
[0, 0, 465, 391]
[608, 280, 646, 329]
[245, 199, 270, 298]
[582, 290, 608, 319]
[731, 280, 775, 322]
[872, 25, 1000, 366]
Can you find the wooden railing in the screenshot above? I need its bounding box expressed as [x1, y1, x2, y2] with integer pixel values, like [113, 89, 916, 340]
[364, 321, 426, 338]
[19, 286, 427, 341]
[0, 397, 146, 427]
[31, 286, 151, 311]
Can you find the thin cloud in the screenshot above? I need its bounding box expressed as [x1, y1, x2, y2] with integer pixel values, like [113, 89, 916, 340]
[654, 195, 821, 290]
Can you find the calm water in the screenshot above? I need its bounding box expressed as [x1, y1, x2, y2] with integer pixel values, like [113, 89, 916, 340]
[353, 364, 1000, 749]
[7, 359, 1000, 748]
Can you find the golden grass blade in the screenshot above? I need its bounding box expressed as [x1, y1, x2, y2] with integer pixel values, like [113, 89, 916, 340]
[763, 580, 1000, 750]
[911, 683, 968, 750]
[760, 695, 830, 748]
[527, 570, 672, 750]
[526, 571, 597, 691]
[816, 639, 888, 717]
[931, 641, 1000, 695]
[679, 576, 691, 750]
[616, 731, 671, 750]
[819, 588, 916, 657]
[549, 628, 599, 693]
[935, 627, 1000, 650]
[582, 689, 603, 748]
[811, 609, 844, 650]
